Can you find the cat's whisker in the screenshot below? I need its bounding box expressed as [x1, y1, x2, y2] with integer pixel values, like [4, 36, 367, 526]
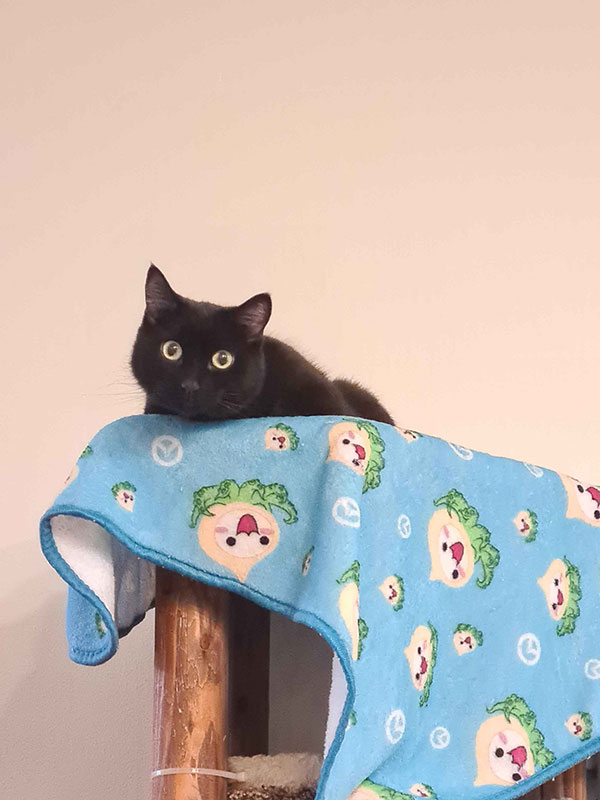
[220, 402, 242, 412]
[83, 390, 146, 402]
[87, 386, 145, 395]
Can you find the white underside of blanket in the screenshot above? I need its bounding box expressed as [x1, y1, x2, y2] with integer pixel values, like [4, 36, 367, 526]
[324, 653, 347, 758]
[52, 515, 155, 631]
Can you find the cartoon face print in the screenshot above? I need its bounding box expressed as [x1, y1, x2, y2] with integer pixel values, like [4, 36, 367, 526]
[395, 427, 420, 443]
[574, 481, 600, 520]
[488, 729, 532, 784]
[404, 625, 437, 706]
[453, 625, 482, 655]
[561, 475, 600, 528]
[565, 713, 592, 741]
[474, 716, 534, 787]
[191, 479, 297, 583]
[454, 631, 475, 654]
[198, 501, 280, 581]
[513, 511, 532, 537]
[428, 509, 475, 588]
[111, 481, 136, 512]
[438, 524, 468, 582]
[265, 423, 299, 451]
[64, 463, 79, 486]
[566, 713, 584, 738]
[406, 627, 431, 691]
[347, 784, 379, 800]
[537, 559, 569, 621]
[379, 575, 404, 611]
[340, 581, 360, 660]
[538, 556, 581, 635]
[512, 510, 538, 542]
[474, 695, 554, 787]
[349, 780, 416, 800]
[116, 488, 135, 511]
[337, 562, 368, 660]
[214, 506, 275, 557]
[409, 784, 435, 798]
[328, 422, 371, 476]
[265, 428, 290, 450]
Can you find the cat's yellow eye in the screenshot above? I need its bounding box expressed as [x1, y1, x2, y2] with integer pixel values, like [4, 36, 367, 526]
[211, 350, 234, 370]
[161, 340, 183, 361]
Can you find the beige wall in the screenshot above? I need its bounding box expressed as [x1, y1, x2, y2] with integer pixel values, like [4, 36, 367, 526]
[2, 1, 600, 797]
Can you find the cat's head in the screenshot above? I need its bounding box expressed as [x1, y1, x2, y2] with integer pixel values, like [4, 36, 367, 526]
[131, 265, 271, 420]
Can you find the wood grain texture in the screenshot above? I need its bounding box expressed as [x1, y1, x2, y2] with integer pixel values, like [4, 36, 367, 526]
[152, 567, 229, 800]
[521, 763, 587, 800]
[228, 593, 270, 756]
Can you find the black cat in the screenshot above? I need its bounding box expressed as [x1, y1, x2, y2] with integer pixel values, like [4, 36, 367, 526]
[131, 265, 394, 426]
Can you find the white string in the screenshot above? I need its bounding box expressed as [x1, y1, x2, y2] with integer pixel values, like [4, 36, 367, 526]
[152, 767, 246, 781]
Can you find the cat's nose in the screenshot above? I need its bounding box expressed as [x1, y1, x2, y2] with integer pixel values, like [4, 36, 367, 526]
[181, 379, 200, 393]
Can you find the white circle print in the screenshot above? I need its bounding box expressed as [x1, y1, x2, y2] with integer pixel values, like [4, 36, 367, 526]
[517, 633, 541, 666]
[524, 463, 544, 478]
[385, 709, 406, 744]
[332, 497, 361, 528]
[397, 514, 411, 539]
[448, 442, 473, 460]
[585, 659, 600, 680]
[151, 435, 183, 467]
[430, 727, 450, 749]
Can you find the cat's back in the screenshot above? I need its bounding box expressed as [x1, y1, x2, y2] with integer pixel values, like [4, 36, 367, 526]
[263, 335, 330, 378]
[262, 336, 394, 424]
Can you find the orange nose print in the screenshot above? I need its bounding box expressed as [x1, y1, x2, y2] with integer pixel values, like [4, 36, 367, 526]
[237, 513, 258, 535]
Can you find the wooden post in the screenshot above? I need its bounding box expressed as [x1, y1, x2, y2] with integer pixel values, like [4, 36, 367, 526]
[152, 567, 230, 800]
[522, 763, 587, 800]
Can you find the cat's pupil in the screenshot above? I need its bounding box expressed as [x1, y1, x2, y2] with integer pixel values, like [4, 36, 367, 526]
[211, 349, 234, 369]
[161, 340, 182, 360]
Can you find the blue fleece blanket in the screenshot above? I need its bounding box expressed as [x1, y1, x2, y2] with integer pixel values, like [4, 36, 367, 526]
[40, 414, 600, 800]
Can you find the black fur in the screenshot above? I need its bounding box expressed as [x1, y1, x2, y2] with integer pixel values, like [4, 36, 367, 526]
[131, 265, 394, 426]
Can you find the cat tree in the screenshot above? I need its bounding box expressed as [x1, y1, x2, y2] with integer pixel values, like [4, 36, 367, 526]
[151, 570, 587, 800]
[152, 569, 272, 800]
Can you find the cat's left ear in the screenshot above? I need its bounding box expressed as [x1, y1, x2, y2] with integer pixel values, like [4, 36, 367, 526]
[233, 293, 272, 340]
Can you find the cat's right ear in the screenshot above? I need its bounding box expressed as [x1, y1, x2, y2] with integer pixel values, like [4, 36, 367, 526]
[144, 264, 178, 323]
[233, 292, 272, 341]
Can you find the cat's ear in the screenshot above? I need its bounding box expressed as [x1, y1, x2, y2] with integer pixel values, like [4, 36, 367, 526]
[233, 293, 272, 340]
[144, 264, 179, 323]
